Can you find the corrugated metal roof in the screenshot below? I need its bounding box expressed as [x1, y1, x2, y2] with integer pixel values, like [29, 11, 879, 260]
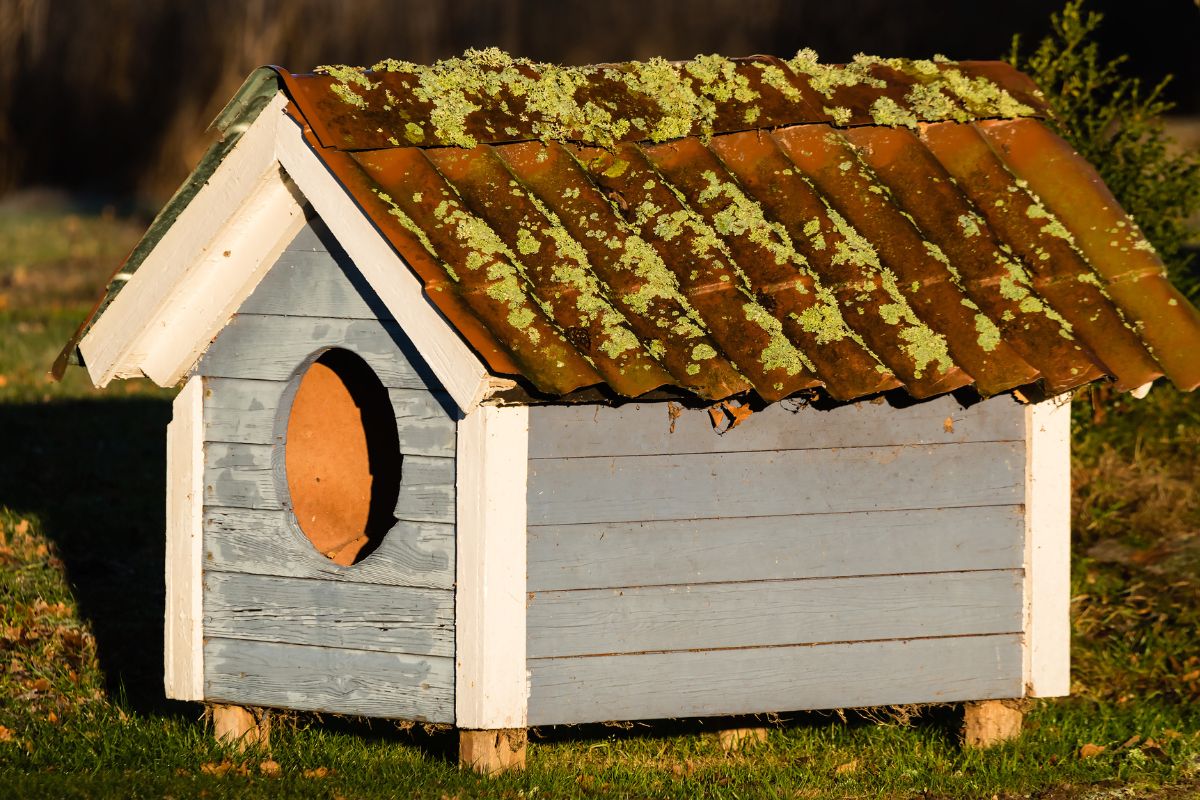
[65, 50, 1200, 402]
[275, 50, 1200, 402]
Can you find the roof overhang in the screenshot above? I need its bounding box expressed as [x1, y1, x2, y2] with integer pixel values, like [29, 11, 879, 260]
[72, 83, 508, 414]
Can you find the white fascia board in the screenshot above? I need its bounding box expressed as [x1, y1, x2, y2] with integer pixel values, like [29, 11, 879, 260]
[1023, 395, 1072, 697]
[274, 114, 500, 414]
[80, 92, 306, 388]
[455, 405, 530, 729]
[164, 376, 205, 701]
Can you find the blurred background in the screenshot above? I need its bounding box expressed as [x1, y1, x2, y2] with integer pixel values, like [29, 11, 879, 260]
[1, 0, 1197, 207]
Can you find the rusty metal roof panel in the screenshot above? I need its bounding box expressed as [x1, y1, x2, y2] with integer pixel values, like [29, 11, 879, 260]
[269, 50, 1200, 402]
[65, 52, 1200, 403]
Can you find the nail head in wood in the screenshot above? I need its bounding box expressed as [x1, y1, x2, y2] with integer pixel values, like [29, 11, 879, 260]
[963, 700, 1023, 748]
[459, 728, 527, 775]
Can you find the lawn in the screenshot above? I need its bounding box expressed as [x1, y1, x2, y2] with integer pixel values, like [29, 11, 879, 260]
[1, 207, 1198, 798]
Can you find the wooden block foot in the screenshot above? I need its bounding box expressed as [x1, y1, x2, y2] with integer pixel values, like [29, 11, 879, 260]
[210, 703, 270, 751]
[717, 727, 768, 753]
[963, 700, 1022, 748]
[459, 728, 527, 775]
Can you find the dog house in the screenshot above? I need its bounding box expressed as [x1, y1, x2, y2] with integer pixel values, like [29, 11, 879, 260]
[58, 51, 1200, 771]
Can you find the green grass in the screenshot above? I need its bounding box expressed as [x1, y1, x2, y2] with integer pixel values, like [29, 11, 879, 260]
[2, 209, 1200, 798]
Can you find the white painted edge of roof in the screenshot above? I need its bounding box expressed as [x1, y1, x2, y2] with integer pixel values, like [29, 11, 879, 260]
[78, 90, 502, 414]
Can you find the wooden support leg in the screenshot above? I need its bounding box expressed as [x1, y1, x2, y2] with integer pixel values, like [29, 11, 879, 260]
[459, 729, 527, 775]
[211, 703, 270, 751]
[717, 727, 768, 753]
[963, 700, 1023, 748]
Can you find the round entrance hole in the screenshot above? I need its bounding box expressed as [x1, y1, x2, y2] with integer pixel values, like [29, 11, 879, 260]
[285, 349, 401, 566]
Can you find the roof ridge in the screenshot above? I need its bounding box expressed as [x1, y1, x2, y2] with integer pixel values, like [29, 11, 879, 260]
[279, 48, 1049, 153]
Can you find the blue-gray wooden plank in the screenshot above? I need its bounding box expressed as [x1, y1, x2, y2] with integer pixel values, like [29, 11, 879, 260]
[205, 508, 453, 589]
[528, 505, 1023, 592]
[205, 638, 454, 723]
[204, 572, 453, 657]
[198, 314, 442, 390]
[527, 570, 1022, 658]
[526, 634, 1022, 725]
[284, 220, 332, 253]
[528, 394, 1023, 459]
[528, 441, 1024, 526]
[240, 250, 392, 320]
[203, 377, 456, 456]
[203, 442, 454, 523]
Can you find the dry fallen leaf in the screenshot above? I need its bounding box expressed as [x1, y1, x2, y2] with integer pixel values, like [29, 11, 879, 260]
[835, 759, 859, 774]
[1079, 743, 1106, 759]
[943, 416, 954, 433]
[29, 678, 50, 693]
[302, 766, 331, 778]
[14, 519, 29, 535]
[259, 759, 281, 777]
[201, 760, 233, 776]
[0, 726, 13, 742]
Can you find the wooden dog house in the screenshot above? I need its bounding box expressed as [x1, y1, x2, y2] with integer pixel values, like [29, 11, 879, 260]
[59, 51, 1200, 771]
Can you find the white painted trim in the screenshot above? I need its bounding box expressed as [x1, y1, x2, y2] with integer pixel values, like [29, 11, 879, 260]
[80, 92, 306, 388]
[275, 114, 500, 413]
[164, 376, 205, 701]
[455, 405, 529, 729]
[1023, 395, 1072, 697]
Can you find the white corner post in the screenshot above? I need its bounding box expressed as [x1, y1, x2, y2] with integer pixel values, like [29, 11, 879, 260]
[164, 376, 205, 700]
[1023, 395, 1071, 697]
[455, 404, 529, 773]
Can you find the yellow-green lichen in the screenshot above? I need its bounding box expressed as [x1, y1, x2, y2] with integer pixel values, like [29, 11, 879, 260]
[788, 49, 885, 99]
[869, 96, 919, 128]
[516, 228, 541, 255]
[974, 312, 1001, 352]
[754, 62, 804, 103]
[957, 213, 982, 238]
[823, 105, 853, 126]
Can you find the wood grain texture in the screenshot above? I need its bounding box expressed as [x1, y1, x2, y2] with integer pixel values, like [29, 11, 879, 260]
[1025, 396, 1072, 697]
[528, 505, 1024, 592]
[203, 378, 456, 457]
[164, 377, 204, 701]
[204, 442, 454, 523]
[205, 508, 453, 589]
[239, 248, 393, 320]
[526, 634, 1023, 725]
[528, 394, 1024, 459]
[527, 570, 1023, 658]
[205, 637, 454, 722]
[198, 314, 441, 390]
[528, 441, 1024, 526]
[204, 572, 454, 657]
[455, 405, 530, 729]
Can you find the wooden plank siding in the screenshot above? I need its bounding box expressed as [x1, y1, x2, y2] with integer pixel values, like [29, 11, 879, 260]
[196, 221, 457, 722]
[526, 396, 1028, 725]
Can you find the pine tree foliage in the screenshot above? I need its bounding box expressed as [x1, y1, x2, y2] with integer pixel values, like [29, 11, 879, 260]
[1009, 0, 1200, 298]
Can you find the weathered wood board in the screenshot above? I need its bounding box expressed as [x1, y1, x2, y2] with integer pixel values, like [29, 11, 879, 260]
[528, 440, 1024, 526]
[204, 572, 454, 657]
[527, 634, 1023, 725]
[205, 638, 454, 723]
[528, 394, 1023, 459]
[205, 508, 453, 589]
[527, 570, 1023, 658]
[198, 222, 457, 723]
[528, 505, 1024, 592]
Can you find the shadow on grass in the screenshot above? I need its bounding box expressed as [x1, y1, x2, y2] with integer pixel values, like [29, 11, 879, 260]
[0, 396, 184, 716]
